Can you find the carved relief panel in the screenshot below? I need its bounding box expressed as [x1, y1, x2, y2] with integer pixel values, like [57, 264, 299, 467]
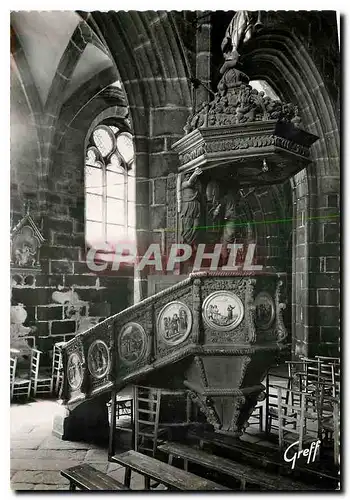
[118, 322, 148, 365]
[157, 301, 193, 346]
[64, 335, 86, 402]
[202, 291, 244, 331]
[155, 290, 194, 357]
[201, 277, 251, 344]
[11, 210, 44, 270]
[83, 320, 114, 395]
[115, 306, 153, 377]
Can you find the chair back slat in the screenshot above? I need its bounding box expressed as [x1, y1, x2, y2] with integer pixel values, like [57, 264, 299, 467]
[134, 385, 163, 457]
[277, 386, 318, 452]
[29, 348, 53, 396]
[10, 357, 18, 398]
[10, 357, 17, 382]
[11, 355, 31, 400]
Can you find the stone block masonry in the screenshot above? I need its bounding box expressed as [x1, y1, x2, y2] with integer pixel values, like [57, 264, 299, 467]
[11, 225, 133, 365]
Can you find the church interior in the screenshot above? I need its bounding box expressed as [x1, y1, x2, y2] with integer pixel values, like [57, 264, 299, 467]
[10, 10, 340, 491]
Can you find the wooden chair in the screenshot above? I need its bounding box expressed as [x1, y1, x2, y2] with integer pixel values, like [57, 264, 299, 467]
[285, 360, 307, 387]
[248, 402, 264, 432]
[317, 383, 340, 466]
[316, 357, 340, 398]
[51, 342, 65, 396]
[277, 387, 318, 452]
[264, 365, 295, 435]
[30, 349, 53, 397]
[315, 355, 340, 364]
[301, 357, 320, 390]
[108, 388, 135, 459]
[266, 383, 299, 436]
[134, 385, 167, 457]
[116, 396, 133, 419]
[11, 356, 31, 400]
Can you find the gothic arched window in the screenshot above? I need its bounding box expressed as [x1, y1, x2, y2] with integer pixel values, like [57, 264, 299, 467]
[85, 124, 135, 248]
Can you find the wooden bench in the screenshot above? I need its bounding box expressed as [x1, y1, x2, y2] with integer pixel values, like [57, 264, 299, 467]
[109, 449, 228, 490]
[188, 428, 338, 488]
[158, 441, 316, 491]
[60, 464, 130, 491]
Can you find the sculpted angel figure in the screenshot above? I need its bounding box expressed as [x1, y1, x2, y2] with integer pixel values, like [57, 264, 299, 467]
[180, 167, 203, 247]
[212, 185, 256, 263]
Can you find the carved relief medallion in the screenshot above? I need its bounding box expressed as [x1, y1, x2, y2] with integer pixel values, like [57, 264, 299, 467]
[67, 352, 83, 390]
[157, 301, 192, 346]
[87, 340, 110, 379]
[118, 322, 147, 365]
[254, 292, 275, 330]
[202, 291, 244, 331]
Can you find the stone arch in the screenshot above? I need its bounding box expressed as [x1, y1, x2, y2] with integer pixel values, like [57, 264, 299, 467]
[81, 11, 194, 297]
[240, 27, 340, 357]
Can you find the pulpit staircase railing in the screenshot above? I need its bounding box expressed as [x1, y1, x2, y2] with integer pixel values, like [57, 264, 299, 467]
[61, 271, 288, 436]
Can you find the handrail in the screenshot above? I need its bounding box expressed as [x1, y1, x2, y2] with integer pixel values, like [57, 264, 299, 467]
[63, 274, 194, 348]
[64, 270, 287, 348]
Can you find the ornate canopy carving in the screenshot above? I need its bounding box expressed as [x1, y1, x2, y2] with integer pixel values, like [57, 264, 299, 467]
[172, 12, 318, 187]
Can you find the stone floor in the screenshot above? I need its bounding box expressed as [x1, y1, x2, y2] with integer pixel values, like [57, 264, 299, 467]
[10, 376, 310, 491]
[10, 398, 165, 491]
[10, 397, 273, 491]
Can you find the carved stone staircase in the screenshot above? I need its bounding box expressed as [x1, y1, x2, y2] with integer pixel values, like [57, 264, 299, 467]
[59, 271, 288, 440]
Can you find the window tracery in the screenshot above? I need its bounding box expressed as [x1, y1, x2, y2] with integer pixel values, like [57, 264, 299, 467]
[85, 123, 135, 248]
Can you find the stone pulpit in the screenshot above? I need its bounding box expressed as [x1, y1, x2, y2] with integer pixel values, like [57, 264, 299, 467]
[58, 11, 319, 442]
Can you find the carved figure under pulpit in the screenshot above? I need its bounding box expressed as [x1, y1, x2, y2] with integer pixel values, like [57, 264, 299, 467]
[180, 167, 203, 247]
[207, 183, 256, 264]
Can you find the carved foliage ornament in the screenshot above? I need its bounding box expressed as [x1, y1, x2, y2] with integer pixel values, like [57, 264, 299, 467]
[184, 78, 302, 136]
[275, 280, 288, 342]
[183, 12, 301, 136]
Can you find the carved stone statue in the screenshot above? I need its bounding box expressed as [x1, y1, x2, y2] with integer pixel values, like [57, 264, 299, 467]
[211, 188, 239, 255]
[211, 185, 256, 263]
[180, 167, 203, 246]
[221, 11, 256, 68]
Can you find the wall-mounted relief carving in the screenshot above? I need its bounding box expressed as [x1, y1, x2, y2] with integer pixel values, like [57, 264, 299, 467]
[87, 340, 110, 379]
[67, 352, 83, 390]
[157, 301, 192, 346]
[254, 292, 275, 330]
[118, 322, 147, 365]
[202, 291, 244, 331]
[11, 206, 44, 269]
